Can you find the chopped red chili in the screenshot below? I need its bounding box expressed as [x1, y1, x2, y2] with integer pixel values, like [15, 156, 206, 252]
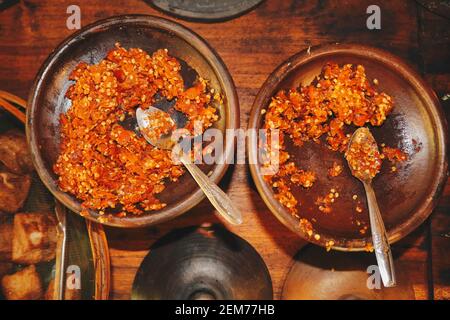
[54, 43, 218, 217]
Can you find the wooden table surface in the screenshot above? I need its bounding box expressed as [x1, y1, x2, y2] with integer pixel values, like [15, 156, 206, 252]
[0, 0, 448, 300]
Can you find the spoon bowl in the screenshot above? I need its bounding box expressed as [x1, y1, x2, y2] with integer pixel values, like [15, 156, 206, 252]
[346, 127, 380, 182]
[136, 106, 177, 150]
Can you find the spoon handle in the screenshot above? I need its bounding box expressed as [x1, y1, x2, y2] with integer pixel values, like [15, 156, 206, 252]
[363, 181, 396, 287]
[180, 157, 243, 225]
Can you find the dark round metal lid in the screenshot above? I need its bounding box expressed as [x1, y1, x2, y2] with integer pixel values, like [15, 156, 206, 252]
[132, 225, 273, 300]
[282, 245, 415, 300]
[148, 0, 264, 22]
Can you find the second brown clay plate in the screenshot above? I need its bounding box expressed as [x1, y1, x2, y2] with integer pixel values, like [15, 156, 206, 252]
[248, 43, 448, 251]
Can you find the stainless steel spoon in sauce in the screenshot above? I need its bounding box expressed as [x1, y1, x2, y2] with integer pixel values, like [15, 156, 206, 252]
[136, 106, 243, 226]
[346, 127, 396, 287]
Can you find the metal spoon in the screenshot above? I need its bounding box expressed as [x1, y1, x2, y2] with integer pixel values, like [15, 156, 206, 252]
[346, 127, 396, 287]
[136, 106, 242, 225]
[54, 201, 67, 300]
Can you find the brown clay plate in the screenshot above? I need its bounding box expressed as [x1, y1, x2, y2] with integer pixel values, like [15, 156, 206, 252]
[26, 15, 239, 228]
[248, 43, 448, 251]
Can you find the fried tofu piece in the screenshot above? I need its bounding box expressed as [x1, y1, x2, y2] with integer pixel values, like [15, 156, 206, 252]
[12, 212, 57, 264]
[0, 129, 34, 174]
[0, 262, 12, 278]
[1, 265, 43, 300]
[0, 223, 12, 261]
[44, 279, 55, 300]
[44, 278, 82, 300]
[65, 288, 82, 300]
[0, 169, 31, 213]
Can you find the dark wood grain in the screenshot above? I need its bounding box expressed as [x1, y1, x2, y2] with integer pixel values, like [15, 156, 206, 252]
[417, 5, 450, 300]
[0, 0, 448, 300]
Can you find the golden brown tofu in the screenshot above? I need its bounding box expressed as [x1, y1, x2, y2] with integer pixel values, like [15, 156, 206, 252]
[64, 284, 82, 300]
[44, 279, 55, 300]
[44, 278, 82, 300]
[1, 265, 43, 300]
[0, 169, 31, 214]
[12, 212, 57, 264]
[0, 223, 12, 261]
[0, 129, 34, 174]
